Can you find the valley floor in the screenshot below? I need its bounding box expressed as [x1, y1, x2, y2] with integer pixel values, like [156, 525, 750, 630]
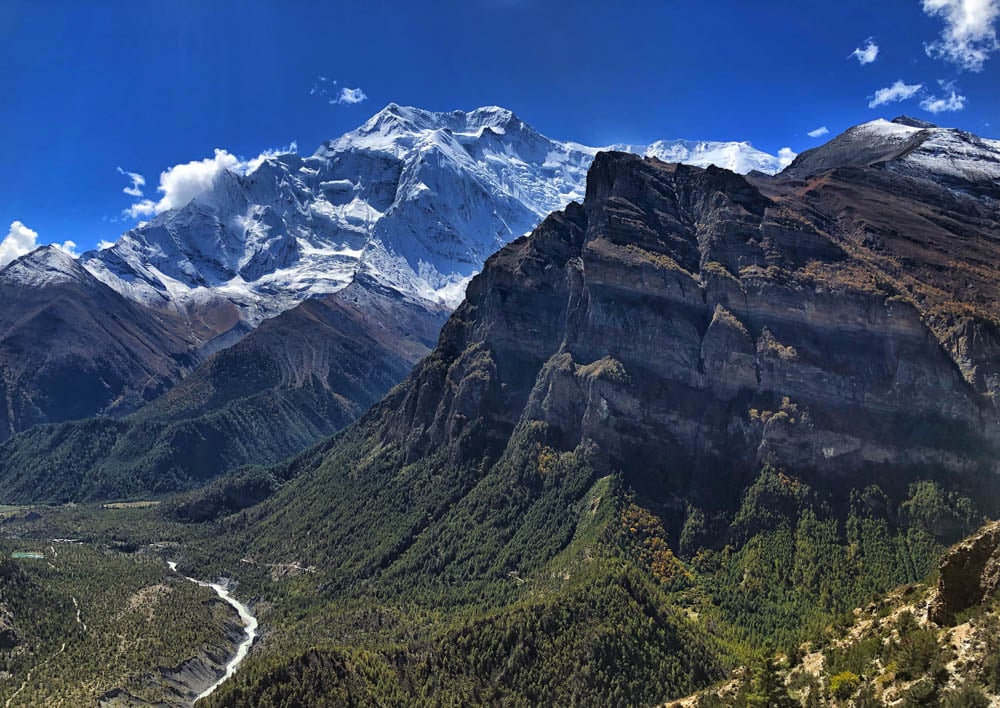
[0, 507, 246, 706]
[0, 464, 992, 707]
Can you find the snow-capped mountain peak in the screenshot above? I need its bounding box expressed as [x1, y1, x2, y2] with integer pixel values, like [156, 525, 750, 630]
[642, 139, 784, 174]
[75, 105, 792, 336]
[319, 103, 534, 158]
[784, 117, 1000, 196]
[0, 245, 89, 288]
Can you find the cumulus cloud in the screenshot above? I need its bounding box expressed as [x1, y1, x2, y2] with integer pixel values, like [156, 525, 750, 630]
[850, 38, 880, 64]
[869, 80, 924, 107]
[0, 221, 40, 267]
[125, 144, 297, 219]
[807, 126, 830, 138]
[57, 241, 78, 256]
[0, 221, 77, 267]
[331, 87, 368, 105]
[923, 0, 1000, 71]
[921, 87, 968, 112]
[125, 149, 240, 218]
[778, 147, 797, 169]
[117, 167, 146, 198]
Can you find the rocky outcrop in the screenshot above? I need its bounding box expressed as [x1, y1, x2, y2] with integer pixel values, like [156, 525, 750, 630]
[0, 613, 15, 650]
[98, 614, 246, 707]
[929, 520, 1000, 625]
[360, 145, 1000, 509]
[0, 609, 17, 650]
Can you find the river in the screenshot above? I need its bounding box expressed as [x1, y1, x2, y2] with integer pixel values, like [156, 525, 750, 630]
[167, 561, 258, 704]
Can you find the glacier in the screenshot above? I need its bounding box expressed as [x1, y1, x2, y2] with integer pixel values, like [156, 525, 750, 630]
[75, 104, 790, 330]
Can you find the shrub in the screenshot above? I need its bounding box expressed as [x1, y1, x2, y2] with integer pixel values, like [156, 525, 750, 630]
[940, 679, 990, 708]
[828, 671, 861, 699]
[894, 627, 941, 681]
[901, 677, 937, 706]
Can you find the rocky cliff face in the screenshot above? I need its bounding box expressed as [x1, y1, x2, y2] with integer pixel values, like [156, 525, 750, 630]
[196, 120, 1000, 706]
[930, 520, 1000, 625]
[365, 146, 1000, 506]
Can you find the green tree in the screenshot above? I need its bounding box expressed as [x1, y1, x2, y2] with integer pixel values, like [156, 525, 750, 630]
[746, 656, 795, 707]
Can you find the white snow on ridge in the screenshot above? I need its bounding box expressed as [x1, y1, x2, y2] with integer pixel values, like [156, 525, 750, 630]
[71, 105, 785, 330]
[643, 139, 783, 175]
[838, 118, 1000, 186]
[894, 128, 1000, 185]
[0, 246, 88, 288]
[855, 118, 922, 140]
[7, 107, 997, 343]
[782, 117, 1000, 197]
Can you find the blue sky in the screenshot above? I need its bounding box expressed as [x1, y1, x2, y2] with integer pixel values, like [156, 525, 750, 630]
[1, 0, 998, 255]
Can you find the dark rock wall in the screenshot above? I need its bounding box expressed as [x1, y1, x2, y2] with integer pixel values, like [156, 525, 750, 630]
[362, 152, 1000, 507]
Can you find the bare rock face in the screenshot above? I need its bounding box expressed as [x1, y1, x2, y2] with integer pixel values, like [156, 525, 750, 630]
[929, 521, 1000, 625]
[366, 147, 1000, 505]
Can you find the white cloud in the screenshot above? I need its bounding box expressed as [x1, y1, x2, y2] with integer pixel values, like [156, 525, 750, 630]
[98, 239, 116, 250]
[0, 221, 77, 267]
[331, 87, 368, 105]
[920, 88, 968, 112]
[922, 0, 1000, 71]
[0, 221, 40, 267]
[778, 147, 797, 169]
[124, 144, 297, 219]
[126, 149, 241, 218]
[117, 167, 146, 198]
[310, 77, 367, 105]
[807, 126, 830, 138]
[869, 80, 924, 107]
[55, 241, 78, 257]
[850, 38, 880, 65]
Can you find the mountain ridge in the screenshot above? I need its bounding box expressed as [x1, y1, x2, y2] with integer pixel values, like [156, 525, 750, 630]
[0, 103, 792, 447]
[72, 103, 791, 328]
[782, 116, 1000, 199]
[0, 276, 447, 501]
[185, 130, 1000, 704]
[0, 246, 198, 443]
[5, 114, 1000, 705]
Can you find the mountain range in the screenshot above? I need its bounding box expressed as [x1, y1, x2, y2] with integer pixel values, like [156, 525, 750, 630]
[222, 114, 1000, 568]
[177, 114, 1000, 705]
[78, 104, 789, 324]
[2, 110, 1000, 705]
[0, 104, 790, 496]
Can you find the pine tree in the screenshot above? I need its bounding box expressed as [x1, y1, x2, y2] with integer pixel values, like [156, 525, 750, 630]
[746, 656, 795, 707]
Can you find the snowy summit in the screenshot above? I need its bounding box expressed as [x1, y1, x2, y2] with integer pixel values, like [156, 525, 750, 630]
[72, 105, 789, 328]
